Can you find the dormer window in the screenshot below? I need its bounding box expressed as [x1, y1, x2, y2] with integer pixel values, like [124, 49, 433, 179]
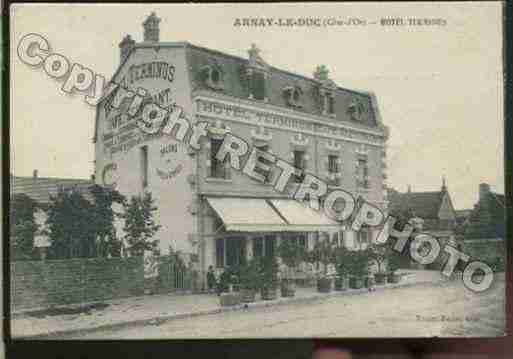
[283, 86, 303, 108]
[320, 90, 335, 116]
[348, 100, 365, 121]
[200, 65, 224, 90]
[248, 71, 266, 101]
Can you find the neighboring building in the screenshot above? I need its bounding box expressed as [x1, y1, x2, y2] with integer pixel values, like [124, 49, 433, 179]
[454, 209, 472, 235]
[387, 179, 457, 240]
[11, 170, 94, 204]
[93, 13, 389, 284]
[10, 170, 95, 254]
[461, 183, 506, 269]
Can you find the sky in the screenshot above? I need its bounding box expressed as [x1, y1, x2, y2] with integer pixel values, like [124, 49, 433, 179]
[10, 3, 504, 210]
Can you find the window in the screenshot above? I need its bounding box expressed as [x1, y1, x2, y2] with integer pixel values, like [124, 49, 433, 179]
[298, 234, 307, 249]
[140, 146, 148, 189]
[210, 138, 227, 179]
[327, 96, 335, 114]
[255, 144, 272, 182]
[339, 231, 345, 247]
[226, 237, 246, 267]
[251, 72, 266, 100]
[357, 158, 369, 188]
[328, 155, 339, 173]
[264, 235, 276, 257]
[293, 150, 306, 183]
[252, 237, 264, 258]
[358, 227, 370, 248]
[216, 238, 224, 268]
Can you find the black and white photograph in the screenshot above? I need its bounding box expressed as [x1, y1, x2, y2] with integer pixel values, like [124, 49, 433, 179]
[7, 2, 507, 343]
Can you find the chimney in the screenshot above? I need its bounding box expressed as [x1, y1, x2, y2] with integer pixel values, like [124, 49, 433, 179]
[119, 34, 135, 64]
[142, 12, 161, 42]
[479, 183, 490, 201]
[33, 169, 38, 179]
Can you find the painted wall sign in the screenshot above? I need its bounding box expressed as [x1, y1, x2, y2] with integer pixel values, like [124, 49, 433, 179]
[120, 62, 175, 88]
[156, 164, 183, 180]
[160, 143, 178, 156]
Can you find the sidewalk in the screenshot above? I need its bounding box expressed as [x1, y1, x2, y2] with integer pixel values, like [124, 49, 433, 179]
[11, 270, 445, 338]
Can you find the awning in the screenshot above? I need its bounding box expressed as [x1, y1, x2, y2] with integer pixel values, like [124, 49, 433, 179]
[270, 199, 340, 232]
[205, 197, 341, 233]
[205, 197, 288, 232]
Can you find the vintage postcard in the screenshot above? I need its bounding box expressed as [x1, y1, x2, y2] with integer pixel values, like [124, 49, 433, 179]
[8, 2, 506, 339]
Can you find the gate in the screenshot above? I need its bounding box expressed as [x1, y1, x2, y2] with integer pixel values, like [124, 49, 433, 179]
[157, 254, 194, 293]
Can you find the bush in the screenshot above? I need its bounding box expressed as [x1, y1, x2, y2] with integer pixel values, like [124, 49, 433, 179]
[259, 256, 279, 290]
[239, 258, 261, 291]
[333, 246, 350, 278]
[347, 249, 370, 278]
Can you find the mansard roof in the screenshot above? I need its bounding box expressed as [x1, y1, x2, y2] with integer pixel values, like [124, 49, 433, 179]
[185, 42, 380, 129]
[105, 41, 384, 132]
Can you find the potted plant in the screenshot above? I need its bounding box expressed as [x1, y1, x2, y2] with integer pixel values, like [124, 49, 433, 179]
[369, 243, 388, 285]
[347, 250, 369, 289]
[218, 265, 242, 307]
[333, 246, 350, 291]
[387, 248, 402, 284]
[309, 238, 334, 293]
[277, 238, 306, 297]
[260, 256, 279, 300]
[239, 258, 260, 303]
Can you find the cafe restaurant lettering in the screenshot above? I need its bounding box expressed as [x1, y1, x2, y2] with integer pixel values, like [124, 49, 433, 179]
[93, 13, 389, 288]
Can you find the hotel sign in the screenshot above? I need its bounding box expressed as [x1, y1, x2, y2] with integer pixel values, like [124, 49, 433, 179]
[195, 98, 385, 146]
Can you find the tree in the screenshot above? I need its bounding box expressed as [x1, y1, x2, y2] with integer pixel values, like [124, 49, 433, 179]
[122, 192, 161, 256]
[46, 187, 97, 259]
[89, 185, 126, 257]
[277, 238, 306, 278]
[10, 193, 39, 260]
[308, 237, 334, 276]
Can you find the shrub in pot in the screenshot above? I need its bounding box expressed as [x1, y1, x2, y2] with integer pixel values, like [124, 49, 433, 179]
[277, 238, 306, 297]
[333, 246, 350, 291]
[260, 256, 279, 300]
[347, 250, 370, 289]
[387, 246, 402, 283]
[368, 243, 388, 285]
[309, 238, 335, 293]
[239, 259, 261, 303]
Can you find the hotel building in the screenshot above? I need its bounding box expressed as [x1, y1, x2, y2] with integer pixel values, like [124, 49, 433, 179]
[93, 13, 390, 283]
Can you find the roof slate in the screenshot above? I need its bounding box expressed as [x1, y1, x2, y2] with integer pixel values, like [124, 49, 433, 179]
[186, 43, 378, 128]
[387, 189, 445, 220]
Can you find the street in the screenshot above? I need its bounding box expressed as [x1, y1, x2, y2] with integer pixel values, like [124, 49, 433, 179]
[65, 274, 505, 339]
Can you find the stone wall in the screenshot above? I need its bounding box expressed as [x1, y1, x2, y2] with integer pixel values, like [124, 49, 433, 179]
[10, 257, 144, 312]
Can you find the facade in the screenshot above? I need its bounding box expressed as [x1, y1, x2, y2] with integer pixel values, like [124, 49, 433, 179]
[93, 13, 389, 284]
[387, 180, 457, 240]
[387, 180, 458, 269]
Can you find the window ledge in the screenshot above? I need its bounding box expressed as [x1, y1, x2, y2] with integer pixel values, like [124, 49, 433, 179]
[205, 177, 232, 183]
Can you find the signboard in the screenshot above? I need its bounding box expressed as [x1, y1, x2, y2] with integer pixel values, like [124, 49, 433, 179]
[195, 98, 385, 146]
